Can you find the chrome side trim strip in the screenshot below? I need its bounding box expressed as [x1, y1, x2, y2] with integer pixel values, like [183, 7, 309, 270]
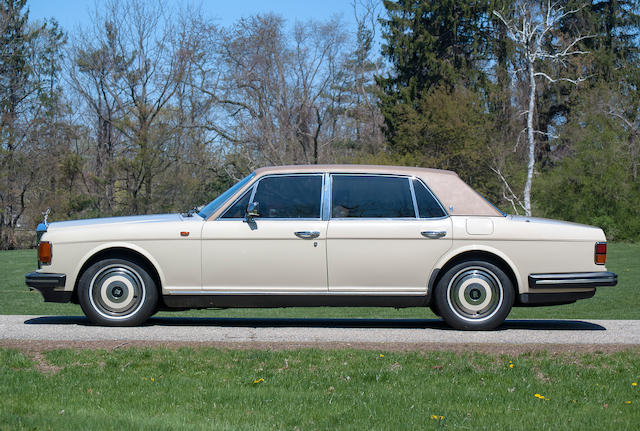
[167, 290, 427, 296]
[536, 279, 609, 285]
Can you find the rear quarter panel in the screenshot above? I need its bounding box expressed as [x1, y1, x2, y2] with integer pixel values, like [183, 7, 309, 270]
[436, 216, 608, 294]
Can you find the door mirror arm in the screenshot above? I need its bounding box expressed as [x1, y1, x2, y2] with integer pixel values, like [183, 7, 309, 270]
[244, 201, 260, 223]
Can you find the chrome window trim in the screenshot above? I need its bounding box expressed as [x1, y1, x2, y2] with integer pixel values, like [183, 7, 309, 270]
[322, 172, 331, 221]
[242, 173, 325, 221]
[329, 173, 419, 220]
[408, 177, 420, 218]
[412, 177, 449, 219]
[216, 172, 449, 221]
[329, 218, 427, 222]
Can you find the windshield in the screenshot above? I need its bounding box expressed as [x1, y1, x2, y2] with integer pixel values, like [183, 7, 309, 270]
[197, 173, 256, 219]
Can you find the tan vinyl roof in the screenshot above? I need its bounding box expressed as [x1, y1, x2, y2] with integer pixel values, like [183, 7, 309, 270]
[253, 165, 502, 217]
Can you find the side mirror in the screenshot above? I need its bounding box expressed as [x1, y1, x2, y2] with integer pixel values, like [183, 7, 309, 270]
[245, 201, 260, 222]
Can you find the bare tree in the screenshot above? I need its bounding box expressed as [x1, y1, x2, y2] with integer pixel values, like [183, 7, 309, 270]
[494, 0, 591, 216]
[0, 0, 62, 248]
[69, 0, 194, 213]
[346, 0, 385, 155]
[68, 22, 124, 213]
[189, 14, 349, 167]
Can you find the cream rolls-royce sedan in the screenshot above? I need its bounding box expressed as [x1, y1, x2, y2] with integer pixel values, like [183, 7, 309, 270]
[25, 165, 617, 329]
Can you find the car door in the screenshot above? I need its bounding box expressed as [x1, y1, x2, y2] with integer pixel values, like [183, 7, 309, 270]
[201, 173, 328, 293]
[327, 174, 452, 294]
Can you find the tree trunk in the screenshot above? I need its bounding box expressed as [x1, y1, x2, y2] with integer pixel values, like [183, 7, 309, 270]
[523, 58, 536, 217]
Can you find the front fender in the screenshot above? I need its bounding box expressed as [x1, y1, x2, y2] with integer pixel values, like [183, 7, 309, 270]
[70, 242, 167, 292]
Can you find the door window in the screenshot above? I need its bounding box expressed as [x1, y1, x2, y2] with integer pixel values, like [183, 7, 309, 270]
[252, 175, 323, 219]
[331, 175, 415, 218]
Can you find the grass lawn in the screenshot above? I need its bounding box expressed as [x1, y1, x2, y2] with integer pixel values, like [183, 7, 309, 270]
[1, 243, 638, 320]
[2, 347, 639, 430]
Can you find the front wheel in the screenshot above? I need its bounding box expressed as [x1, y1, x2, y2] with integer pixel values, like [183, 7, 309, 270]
[78, 258, 158, 326]
[434, 260, 514, 330]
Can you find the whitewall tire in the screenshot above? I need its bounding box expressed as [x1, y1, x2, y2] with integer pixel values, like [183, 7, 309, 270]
[78, 258, 158, 326]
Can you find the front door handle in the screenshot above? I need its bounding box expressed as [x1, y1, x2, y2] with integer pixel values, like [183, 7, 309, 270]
[295, 231, 320, 239]
[421, 230, 447, 239]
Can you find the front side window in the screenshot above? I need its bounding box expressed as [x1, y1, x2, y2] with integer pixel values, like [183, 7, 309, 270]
[252, 175, 322, 219]
[220, 188, 252, 219]
[198, 173, 256, 219]
[331, 175, 415, 218]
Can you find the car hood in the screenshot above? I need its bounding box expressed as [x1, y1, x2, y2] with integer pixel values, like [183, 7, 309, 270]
[47, 213, 200, 231]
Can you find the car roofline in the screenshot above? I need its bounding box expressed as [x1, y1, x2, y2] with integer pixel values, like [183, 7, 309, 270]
[252, 164, 458, 177]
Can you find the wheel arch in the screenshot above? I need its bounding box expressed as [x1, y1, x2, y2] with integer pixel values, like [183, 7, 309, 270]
[430, 247, 521, 302]
[71, 244, 164, 302]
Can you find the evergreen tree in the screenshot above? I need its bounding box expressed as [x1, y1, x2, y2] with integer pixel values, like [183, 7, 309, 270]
[0, 0, 36, 248]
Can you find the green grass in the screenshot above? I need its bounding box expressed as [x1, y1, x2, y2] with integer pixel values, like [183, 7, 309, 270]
[1, 347, 639, 430]
[2, 243, 638, 319]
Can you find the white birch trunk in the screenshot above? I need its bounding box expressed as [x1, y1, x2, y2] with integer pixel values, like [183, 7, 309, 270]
[523, 58, 536, 217]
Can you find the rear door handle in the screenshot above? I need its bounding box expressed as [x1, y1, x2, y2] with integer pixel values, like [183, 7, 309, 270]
[295, 231, 320, 239]
[421, 231, 447, 239]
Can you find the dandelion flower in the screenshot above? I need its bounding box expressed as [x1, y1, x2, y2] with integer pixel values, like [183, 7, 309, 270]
[253, 378, 265, 384]
[632, 382, 638, 387]
[379, 354, 384, 358]
[509, 364, 514, 369]
[430, 415, 444, 420]
[626, 401, 632, 404]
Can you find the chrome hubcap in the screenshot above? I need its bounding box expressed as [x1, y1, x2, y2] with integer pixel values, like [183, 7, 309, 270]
[447, 267, 503, 322]
[89, 265, 145, 319]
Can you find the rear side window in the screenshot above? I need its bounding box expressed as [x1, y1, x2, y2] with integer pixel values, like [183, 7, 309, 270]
[331, 175, 415, 218]
[413, 179, 446, 218]
[253, 175, 322, 219]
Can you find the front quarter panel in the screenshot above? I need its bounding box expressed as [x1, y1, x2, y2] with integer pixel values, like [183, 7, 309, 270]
[37, 218, 203, 294]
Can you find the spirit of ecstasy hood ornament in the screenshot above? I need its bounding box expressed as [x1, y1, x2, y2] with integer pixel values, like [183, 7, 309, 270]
[36, 208, 51, 237]
[42, 208, 51, 226]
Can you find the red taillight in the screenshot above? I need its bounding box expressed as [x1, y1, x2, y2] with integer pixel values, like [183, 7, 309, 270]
[595, 242, 607, 265]
[38, 241, 52, 265]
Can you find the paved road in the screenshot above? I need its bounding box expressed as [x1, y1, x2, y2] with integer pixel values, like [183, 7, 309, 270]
[1, 315, 639, 346]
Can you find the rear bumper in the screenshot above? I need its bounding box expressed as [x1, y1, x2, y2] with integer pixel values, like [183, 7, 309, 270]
[25, 272, 72, 303]
[528, 272, 618, 289]
[518, 271, 617, 307]
[518, 290, 596, 306]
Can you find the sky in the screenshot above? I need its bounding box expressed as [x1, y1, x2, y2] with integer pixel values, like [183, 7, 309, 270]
[27, 0, 367, 34]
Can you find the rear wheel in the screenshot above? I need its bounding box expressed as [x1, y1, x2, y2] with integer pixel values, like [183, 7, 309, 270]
[78, 258, 158, 326]
[434, 260, 514, 330]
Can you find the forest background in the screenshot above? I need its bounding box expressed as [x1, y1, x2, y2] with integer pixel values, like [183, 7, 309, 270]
[1, 0, 639, 249]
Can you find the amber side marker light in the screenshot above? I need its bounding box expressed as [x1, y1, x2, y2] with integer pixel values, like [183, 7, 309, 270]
[38, 241, 52, 265]
[595, 242, 607, 265]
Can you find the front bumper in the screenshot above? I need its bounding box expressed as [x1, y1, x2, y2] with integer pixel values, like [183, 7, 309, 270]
[25, 272, 72, 303]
